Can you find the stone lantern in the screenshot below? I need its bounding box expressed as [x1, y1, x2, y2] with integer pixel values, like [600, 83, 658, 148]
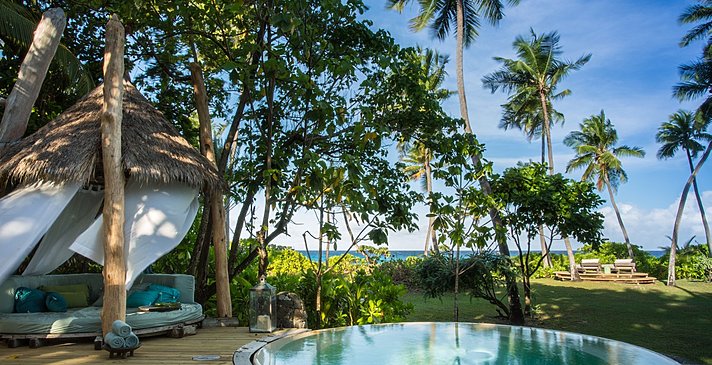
[249, 276, 276, 333]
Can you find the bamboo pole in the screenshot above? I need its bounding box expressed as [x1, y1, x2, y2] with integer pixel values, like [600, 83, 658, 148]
[189, 62, 232, 317]
[100, 14, 126, 336]
[0, 8, 66, 149]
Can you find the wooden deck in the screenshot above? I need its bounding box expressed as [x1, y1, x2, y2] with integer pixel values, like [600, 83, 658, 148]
[554, 271, 656, 284]
[0, 327, 266, 365]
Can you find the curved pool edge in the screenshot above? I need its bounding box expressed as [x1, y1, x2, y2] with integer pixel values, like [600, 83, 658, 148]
[233, 328, 310, 365]
[234, 322, 681, 365]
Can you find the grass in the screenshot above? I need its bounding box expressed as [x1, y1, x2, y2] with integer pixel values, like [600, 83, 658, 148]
[402, 279, 712, 365]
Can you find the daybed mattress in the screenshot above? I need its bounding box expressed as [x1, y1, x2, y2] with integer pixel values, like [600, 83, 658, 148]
[0, 303, 202, 334]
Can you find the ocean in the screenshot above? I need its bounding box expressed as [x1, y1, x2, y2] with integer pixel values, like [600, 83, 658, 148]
[297, 250, 667, 261]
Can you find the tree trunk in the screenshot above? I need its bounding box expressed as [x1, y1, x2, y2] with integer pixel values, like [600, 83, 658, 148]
[454, 0, 523, 324]
[539, 92, 555, 176]
[455, 0, 471, 131]
[100, 15, 126, 337]
[604, 174, 634, 259]
[538, 226, 551, 268]
[189, 62, 232, 317]
[257, 22, 276, 278]
[539, 92, 566, 272]
[686, 149, 712, 257]
[0, 8, 66, 149]
[669, 141, 712, 286]
[454, 241, 460, 322]
[563, 237, 578, 280]
[424, 156, 438, 255]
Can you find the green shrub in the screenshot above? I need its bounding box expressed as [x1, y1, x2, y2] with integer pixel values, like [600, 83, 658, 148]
[379, 256, 423, 290]
[414, 253, 454, 298]
[298, 268, 412, 328]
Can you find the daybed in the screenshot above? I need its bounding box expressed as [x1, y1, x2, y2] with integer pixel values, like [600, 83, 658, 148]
[0, 273, 203, 347]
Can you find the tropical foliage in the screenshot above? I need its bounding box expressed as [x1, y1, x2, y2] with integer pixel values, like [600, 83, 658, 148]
[565, 110, 645, 259]
[482, 30, 590, 173]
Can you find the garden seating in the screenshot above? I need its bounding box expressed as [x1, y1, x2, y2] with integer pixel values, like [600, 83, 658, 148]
[577, 259, 602, 273]
[614, 259, 636, 273]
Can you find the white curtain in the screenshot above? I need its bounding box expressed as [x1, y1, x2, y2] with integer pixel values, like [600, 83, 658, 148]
[22, 187, 104, 276]
[0, 182, 80, 285]
[70, 180, 199, 288]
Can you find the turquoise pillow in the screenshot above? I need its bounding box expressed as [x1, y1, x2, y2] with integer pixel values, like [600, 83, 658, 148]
[126, 290, 160, 307]
[14, 287, 47, 313]
[147, 284, 180, 303]
[45, 292, 68, 312]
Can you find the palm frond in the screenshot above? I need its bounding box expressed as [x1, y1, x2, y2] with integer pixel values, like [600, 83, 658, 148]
[0, 2, 94, 94]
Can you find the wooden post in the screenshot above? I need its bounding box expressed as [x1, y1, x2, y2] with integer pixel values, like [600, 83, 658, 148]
[0, 8, 66, 150]
[100, 15, 126, 336]
[189, 62, 232, 317]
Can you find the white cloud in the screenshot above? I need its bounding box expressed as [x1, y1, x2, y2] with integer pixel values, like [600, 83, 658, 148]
[597, 190, 712, 250]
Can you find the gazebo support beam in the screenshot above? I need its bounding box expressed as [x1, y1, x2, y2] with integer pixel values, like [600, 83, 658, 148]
[100, 14, 126, 336]
[190, 62, 232, 317]
[0, 8, 66, 150]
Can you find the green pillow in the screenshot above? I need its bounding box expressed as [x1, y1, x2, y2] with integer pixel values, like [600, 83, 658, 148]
[45, 292, 68, 312]
[14, 287, 47, 313]
[147, 284, 180, 303]
[39, 284, 89, 308]
[126, 290, 160, 308]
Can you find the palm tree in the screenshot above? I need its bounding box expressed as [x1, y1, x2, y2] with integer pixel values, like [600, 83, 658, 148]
[401, 143, 438, 254]
[389, 0, 526, 325]
[0, 0, 93, 94]
[483, 30, 590, 175]
[483, 30, 590, 274]
[398, 47, 452, 255]
[667, 140, 712, 286]
[564, 110, 645, 259]
[657, 110, 712, 255]
[388, 0, 519, 132]
[679, 0, 712, 49]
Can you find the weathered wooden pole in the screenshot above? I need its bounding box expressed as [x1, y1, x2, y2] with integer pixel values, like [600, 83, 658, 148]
[189, 62, 232, 317]
[0, 8, 66, 150]
[100, 14, 126, 336]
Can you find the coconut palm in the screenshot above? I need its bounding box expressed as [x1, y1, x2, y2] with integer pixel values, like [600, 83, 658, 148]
[657, 110, 712, 255]
[388, 0, 519, 132]
[679, 0, 712, 48]
[400, 143, 438, 254]
[0, 0, 93, 94]
[483, 30, 589, 274]
[564, 110, 645, 259]
[398, 47, 452, 255]
[483, 30, 590, 175]
[667, 140, 712, 286]
[388, 0, 526, 324]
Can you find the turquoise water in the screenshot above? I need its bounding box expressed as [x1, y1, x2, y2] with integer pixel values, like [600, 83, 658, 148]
[253, 323, 678, 365]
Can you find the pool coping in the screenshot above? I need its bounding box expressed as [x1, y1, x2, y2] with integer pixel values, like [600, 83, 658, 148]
[233, 328, 310, 365]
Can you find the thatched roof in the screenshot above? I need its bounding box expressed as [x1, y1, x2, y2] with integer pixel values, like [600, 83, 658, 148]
[0, 81, 222, 192]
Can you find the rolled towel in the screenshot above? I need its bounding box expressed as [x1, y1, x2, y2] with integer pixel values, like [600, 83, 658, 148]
[104, 332, 126, 349]
[124, 333, 139, 348]
[111, 320, 132, 337]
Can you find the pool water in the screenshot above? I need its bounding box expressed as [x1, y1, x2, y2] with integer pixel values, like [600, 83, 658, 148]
[253, 322, 678, 365]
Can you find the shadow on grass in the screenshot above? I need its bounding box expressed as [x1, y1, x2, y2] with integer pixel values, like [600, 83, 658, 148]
[404, 279, 712, 365]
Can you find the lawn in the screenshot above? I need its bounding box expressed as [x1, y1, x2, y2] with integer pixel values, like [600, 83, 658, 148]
[402, 279, 712, 365]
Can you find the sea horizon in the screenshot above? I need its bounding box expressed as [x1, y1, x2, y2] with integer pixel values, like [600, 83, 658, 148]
[297, 249, 667, 261]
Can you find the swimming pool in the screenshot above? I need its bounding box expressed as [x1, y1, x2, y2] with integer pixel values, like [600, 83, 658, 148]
[251, 322, 678, 364]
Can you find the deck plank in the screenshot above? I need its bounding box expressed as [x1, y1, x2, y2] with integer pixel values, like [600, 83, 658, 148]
[0, 327, 266, 365]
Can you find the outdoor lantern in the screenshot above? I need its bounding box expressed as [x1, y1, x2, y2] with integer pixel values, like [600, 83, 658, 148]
[249, 276, 277, 333]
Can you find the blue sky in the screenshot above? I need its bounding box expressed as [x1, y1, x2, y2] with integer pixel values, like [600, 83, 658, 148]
[265, 0, 712, 252]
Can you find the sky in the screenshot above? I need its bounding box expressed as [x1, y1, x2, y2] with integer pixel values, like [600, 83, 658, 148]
[249, 0, 712, 252]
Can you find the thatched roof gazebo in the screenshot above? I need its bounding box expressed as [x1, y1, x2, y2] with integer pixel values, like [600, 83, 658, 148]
[0, 80, 222, 192]
[0, 80, 223, 289]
